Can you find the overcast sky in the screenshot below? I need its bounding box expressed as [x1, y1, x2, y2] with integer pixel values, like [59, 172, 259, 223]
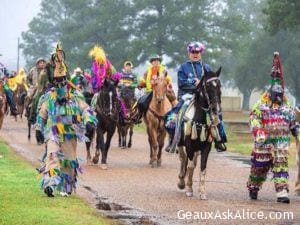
[0, 0, 41, 71]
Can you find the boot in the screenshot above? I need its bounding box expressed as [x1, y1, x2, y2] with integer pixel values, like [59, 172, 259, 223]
[44, 186, 54, 197]
[277, 197, 290, 203]
[249, 190, 258, 200]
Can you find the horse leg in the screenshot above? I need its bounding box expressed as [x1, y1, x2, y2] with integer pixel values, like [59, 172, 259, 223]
[93, 127, 103, 164]
[101, 124, 116, 169]
[121, 127, 126, 149]
[127, 125, 133, 148]
[28, 121, 31, 140]
[117, 125, 122, 148]
[148, 127, 158, 167]
[177, 146, 187, 189]
[186, 151, 199, 197]
[157, 130, 166, 167]
[198, 144, 211, 200]
[296, 140, 300, 195]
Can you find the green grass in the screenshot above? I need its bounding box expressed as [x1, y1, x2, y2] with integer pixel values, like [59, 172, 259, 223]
[0, 140, 116, 225]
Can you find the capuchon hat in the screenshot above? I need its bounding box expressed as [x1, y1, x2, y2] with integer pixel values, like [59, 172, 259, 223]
[271, 51, 284, 88]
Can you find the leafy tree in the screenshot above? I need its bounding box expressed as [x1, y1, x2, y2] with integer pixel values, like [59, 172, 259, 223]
[263, 0, 300, 104]
[263, 0, 300, 33]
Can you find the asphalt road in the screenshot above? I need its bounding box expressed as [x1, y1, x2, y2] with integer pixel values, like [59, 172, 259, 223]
[1, 116, 300, 225]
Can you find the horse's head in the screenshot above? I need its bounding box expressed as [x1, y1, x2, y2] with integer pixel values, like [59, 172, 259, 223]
[197, 67, 222, 125]
[97, 78, 119, 118]
[152, 73, 167, 105]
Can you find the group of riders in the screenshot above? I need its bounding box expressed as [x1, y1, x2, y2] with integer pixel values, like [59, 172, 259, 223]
[1, 41, 298, 205]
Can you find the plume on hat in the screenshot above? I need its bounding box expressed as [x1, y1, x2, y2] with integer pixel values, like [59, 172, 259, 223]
[89, 45, 106, 65]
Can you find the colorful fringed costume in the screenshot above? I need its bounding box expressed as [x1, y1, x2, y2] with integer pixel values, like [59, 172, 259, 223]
[37, 88, 97, 196]
[247, 93, 300, 194]
[37, 43, 97, 197]
[247, 52, 300, 203]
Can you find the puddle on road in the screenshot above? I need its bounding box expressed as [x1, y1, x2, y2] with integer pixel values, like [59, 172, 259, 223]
[83, 185, 162, 225]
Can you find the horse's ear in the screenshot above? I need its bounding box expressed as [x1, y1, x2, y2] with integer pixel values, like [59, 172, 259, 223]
[216, 66, 222, 77]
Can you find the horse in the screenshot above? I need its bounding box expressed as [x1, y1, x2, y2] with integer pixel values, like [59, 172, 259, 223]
[175, 67, 222, 200]
[0, 80, 7, 129]
[143, 74, 172, 167]
[90, 78, 119, 169]
[117, 86, 136, 149]
[13, 83, 27, 120]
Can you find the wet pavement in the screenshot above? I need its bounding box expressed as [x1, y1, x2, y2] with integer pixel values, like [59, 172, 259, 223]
[1, 116, 300, 225]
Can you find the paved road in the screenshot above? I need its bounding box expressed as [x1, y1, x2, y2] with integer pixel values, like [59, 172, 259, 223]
[1, 116, 300, 225]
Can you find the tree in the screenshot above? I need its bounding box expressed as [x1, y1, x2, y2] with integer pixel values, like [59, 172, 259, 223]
[263, 0, 300, 104]
[263, 0, 300, 33]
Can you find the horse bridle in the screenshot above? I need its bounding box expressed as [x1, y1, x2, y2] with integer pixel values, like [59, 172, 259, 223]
[198, 75, 221, 122]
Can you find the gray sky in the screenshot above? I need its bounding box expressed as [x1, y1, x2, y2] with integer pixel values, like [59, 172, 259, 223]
[0, 0, 41, 71]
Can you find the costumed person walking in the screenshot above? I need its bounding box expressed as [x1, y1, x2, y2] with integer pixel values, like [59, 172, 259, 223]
[133, 54, 177, 123]
[37, 43, 97, 197]
[247, 52, 300, 203]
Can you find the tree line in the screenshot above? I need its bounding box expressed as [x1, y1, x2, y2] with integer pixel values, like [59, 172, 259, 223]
[21, 0, 300, 108]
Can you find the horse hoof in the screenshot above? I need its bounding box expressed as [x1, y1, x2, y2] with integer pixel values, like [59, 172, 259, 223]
[127, 143, 132, 148]
[186, 191, 193, 197]
[92, 156, 99, 164]
[86, 158, 92, 165]
[199, 193, 208, 200]
[157, 160, 161, 167]
[100, 163, 108, 170]
[177, 181, 185, 190]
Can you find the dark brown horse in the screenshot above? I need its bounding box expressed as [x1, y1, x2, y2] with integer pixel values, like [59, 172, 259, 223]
[176, 67, 222, 200]
[90, 78, 119, 169]
[143, 75, 172, 167]
[13, 83, 27, 120]
[117, 87, 136, 149]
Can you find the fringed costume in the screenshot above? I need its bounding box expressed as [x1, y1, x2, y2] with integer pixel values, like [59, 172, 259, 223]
[247, 52, 300, 203]
[37, 43, 97, 197]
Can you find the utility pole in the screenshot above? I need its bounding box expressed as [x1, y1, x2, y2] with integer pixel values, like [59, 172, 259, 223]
[17, 37, 20, 72]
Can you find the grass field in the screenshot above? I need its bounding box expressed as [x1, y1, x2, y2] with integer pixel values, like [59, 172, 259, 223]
[0, 139, 117, 225]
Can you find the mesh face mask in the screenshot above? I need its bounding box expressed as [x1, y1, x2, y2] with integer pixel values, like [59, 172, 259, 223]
[270, 84, 284, 104]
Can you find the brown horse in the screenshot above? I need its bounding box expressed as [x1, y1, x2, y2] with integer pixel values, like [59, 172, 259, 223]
[143, 75, 172, 167]
[0, 80, 7, 129]
[13, 83, 27, 120]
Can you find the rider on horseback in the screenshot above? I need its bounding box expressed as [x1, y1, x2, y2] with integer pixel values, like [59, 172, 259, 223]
[133, 55, 177, 123]
[166, 41, 227, 152]
[0, 67, 19, 116]
[118, 61, 138, 121]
